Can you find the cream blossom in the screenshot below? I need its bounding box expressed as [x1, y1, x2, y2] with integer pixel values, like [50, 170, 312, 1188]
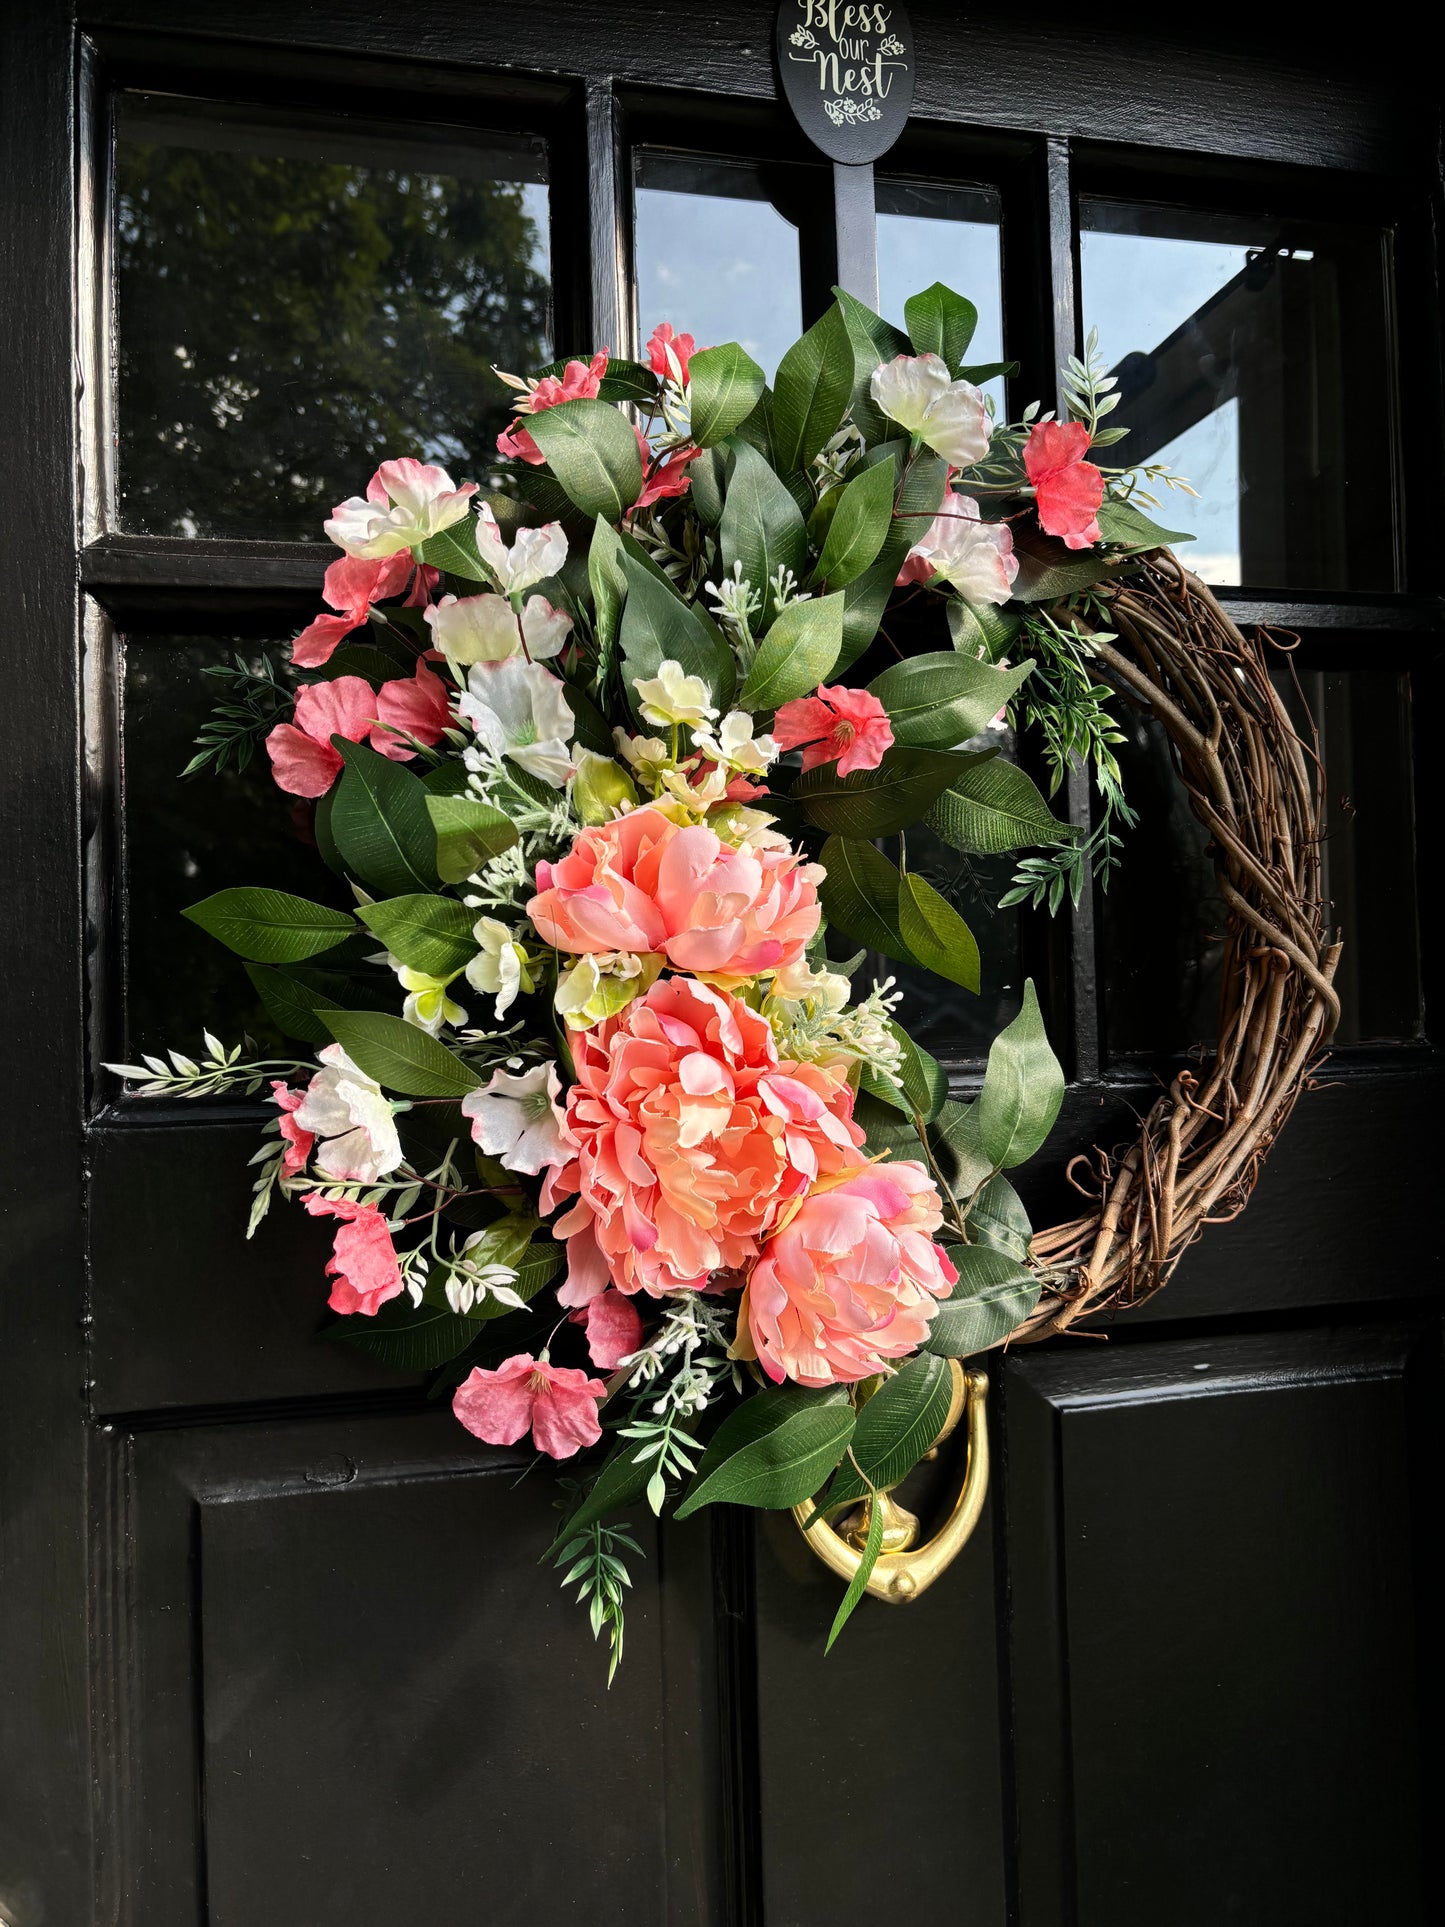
[613, 727, 672, 777]
[899, 493, 1018, 604]
[294, 1043, 403, 1182]
[465, 916, 535, 1019]
[692, 709, 777, 774]
[459, 657, 576, 787]
[553, 950, 662, 1031]
[424, 591, 572, 666]
[394, 964, 467, 1036]
[324, 458, 477, 559]
[473, 504, 568, 596]
[869, 353, 991, 468]
[633, 659, 718, 729]
[768, 956, 852, 1014]
[461, 1062, 571, 1176]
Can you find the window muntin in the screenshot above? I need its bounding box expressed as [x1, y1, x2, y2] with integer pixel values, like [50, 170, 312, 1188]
[115, 97, 551, 541]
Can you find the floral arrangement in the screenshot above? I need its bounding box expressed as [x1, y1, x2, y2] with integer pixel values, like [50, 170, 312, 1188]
[114, 284, 1195, 1674]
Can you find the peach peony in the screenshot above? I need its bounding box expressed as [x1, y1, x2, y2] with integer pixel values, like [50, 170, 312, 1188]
[548, 976, 863, 1300]
[527, 803, 821, 982]
[746, 1162, 958, 1385]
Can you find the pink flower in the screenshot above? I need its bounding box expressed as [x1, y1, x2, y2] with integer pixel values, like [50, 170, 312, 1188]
[264, 671, 442, 797]
[527, 804, 822, 981]
[548, 977, 863, 1300]
[896, 494, 1019, 604]
[1023, 421, 1105, 550]
[645, 322, 697, 382]
[270, 1081, 314, 1176]
[773, 685, 893, 777]
[452, 1354, 607, 1460]
[303, 1194, 404, 1317]
[747, 1162, 958, 1385]
[325, 459, 478, 559]
[293, 552, 414, 669]
[569, 1289, 645, 1368]
[497, 351, 610, 465]
[632, 427, 699, 509]
[368, 660, 453, 751]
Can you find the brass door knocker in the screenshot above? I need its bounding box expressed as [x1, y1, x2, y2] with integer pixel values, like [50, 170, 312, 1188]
[792, 1364, 988, 1603]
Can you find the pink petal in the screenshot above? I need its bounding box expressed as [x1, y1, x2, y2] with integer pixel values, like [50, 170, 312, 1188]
[265, 723, 343, 798]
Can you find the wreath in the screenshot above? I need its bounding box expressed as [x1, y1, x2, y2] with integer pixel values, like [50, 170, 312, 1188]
[113, 286, 1334, 1675]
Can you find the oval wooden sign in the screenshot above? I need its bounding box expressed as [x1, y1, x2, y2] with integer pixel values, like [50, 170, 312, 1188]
[774, 1, 915, 165]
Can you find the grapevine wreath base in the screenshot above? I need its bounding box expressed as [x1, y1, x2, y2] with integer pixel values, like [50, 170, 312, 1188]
[1023, 552, 1342, 1336]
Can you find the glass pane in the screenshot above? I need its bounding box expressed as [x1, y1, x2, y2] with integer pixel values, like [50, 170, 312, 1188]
[1102, 668, 1421, 1057]
[876, 178, 1005, 405]
[885, 826, 1024, 1062]
[1079, 200, 1397, 591]
[634, 152, 804, 378]
[122, 637, 353, 1061]
[115, 98, 551, 541]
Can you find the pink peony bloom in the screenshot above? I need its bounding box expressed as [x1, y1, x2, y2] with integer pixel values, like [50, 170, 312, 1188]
[548, 977, 863, 1300]
[747, 1161, 958, 1385]
[452, 1354, 607, 1460]
[645, 321, 697, 382]
[265, 671, 442, 797]
[569, 1289, 645, 1368]
[632, 427, 699, 509]
[497, 351, 610, 464]
[773, 685, 894, 777]
[526, 804, 822, 981]
[293, 552, 414, 669]
[896, 493, 1019, 604]
[269, 1081, 314, 1177]
[1023, 421, 1105, 550]
[303, 1194, 404, 1317]
[325, 459, 477, 559]
[369, 659, 453, 751]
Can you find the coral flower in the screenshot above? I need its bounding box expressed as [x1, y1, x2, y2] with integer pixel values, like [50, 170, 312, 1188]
[645, 321, 697, 382]
[632, 427, 699, 509]
[773, 685, 894, 777]
[1023, 420, 1105, 550]
[265, 670, 447, 797]
[547, 976, 863, 1300]
[497, 351, 609, 464]
[269, 1081, 314, 1177]
[746, 1162, 958, 1385]
[452, 1354, 608, 1460]
[292, 552, 414, 669]
[302, 1195, 404, 1317]
[569, 1289, 645, 1368]
[527, 804, 822, 981]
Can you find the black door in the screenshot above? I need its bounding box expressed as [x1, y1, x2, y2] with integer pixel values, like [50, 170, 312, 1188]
[2, 7, 1440, 1923]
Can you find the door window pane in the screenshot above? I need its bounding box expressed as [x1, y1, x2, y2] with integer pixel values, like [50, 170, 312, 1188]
[885, 827, 1025, 1063]
[877, 178, 1005, 405]
[115, 98, 551, 541]
[633, 152, 804, 378]
[1080, 201, 1397, 591]
[1102, 668, 1421, 1057]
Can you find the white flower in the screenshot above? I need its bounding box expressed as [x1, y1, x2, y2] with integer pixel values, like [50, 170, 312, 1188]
[769, 957, 851, 1013]
[461, 1062, 571, 1175]
[324, 458, 477, 559]
[473, 503, 568, 595]
[294, 1043, 404, 1182]
[692, 709, 777, 774]
[465, 916, 535, 1018]
[391, 964, 467, 1036]
[614, 727, 672, 774]
[424, 591, 572, 666]
[459, 657, 576, 786]
[903, 494, 1019, 605]
[554, 951, 661, 1031]
[633, 659, 718, 729]
[869, 353, 991, 468]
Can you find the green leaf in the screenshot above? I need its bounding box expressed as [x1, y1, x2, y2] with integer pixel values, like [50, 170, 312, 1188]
[878, 449, 948, 577]
[719, 439, 808, 627]
[899, 872, 982, 994]
[925, 1098, 995, 1197]
[618, 552, 735, 711]
[243, 961, 345, 1045]
[689, 446, 727, 526]
[315, 642, 411, 685]
[1010, 521, 1118, 603]
[547, 1435, 661, 1554]
[831, 286, 910, 359]
[825, 1476, 885, 1653]
[858, 1016, 948, 1123]
[927, 757, 1073, 855]
[819, 1354, 955, 1510]
[868, 651, 1034, 748]
[417, 514, 490, 583]
[357, 894, 477, 976]
[903, 281, 978, 373]
[977, 979, 1065, 1170]
[832, 287, 909, 445]
[816, 835, 913, 967]
[812, 457, 897, 590]
[796, 745, 984, 838]
[1096, 498, 1194, 549]
[771, 304, 854, 474]
[525, 397, 644, 522]
[320, 1010, 483, 1098]
[926, 1245, 1040, 1357]
[968, 1172, 1033, 1261]
[947, 599, 1021, 664]
[514, 1237, 564, 1301]
[329, 740, 439, 895]
[587, 515, 629, 654]
[688, 342, 767, 446]
[739, 592, 844, 711]
[673, 1386, 855, 1518]
[957, 360, 1019, 384]
[424, 793, 520, 886]
[334, 1296, 482, 1372]
[182, 887, 356, 963]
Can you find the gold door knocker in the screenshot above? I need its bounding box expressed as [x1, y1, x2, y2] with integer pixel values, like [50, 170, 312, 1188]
[792, 1364, 988, 1603]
